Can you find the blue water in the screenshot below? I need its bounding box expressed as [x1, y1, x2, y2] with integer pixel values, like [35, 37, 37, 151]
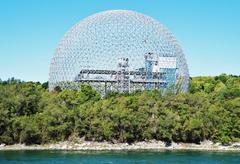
[0, 150, 239, 164]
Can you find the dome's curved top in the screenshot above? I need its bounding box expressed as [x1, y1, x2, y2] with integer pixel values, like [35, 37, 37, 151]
[49, 10, 189, 93]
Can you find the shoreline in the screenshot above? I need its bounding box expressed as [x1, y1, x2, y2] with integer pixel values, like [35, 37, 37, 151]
[0, 140, 240, 151]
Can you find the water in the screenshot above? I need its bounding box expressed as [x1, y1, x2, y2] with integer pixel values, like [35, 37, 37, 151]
[0, 150, 239, 164]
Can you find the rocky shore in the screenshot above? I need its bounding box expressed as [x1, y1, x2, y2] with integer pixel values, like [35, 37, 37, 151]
[0, 140, 240, 151]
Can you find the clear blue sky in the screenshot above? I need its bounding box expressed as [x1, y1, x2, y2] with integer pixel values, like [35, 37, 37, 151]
[0, 0, 239, 82]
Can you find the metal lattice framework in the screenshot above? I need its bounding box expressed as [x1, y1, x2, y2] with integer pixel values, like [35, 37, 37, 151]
[49, 10, 189, 94]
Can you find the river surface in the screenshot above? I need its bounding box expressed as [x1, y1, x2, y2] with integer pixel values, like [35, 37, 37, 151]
[0, 150, 239, 164]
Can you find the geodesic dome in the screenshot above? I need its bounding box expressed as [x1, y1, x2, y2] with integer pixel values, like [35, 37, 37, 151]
[49, 10, 189, 94]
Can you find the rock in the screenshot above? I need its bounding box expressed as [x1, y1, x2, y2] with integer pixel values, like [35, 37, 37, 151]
[1, 140, 240, 151]
[232, 143, 240, 148]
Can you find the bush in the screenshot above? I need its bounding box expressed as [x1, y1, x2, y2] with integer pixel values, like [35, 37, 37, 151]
[0, 75, 239, 145]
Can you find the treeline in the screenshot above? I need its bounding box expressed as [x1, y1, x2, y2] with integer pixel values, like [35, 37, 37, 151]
[0, 74, 239, 145]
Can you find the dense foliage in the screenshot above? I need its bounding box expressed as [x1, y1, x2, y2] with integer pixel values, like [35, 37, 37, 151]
[0, 74, 239, 145]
